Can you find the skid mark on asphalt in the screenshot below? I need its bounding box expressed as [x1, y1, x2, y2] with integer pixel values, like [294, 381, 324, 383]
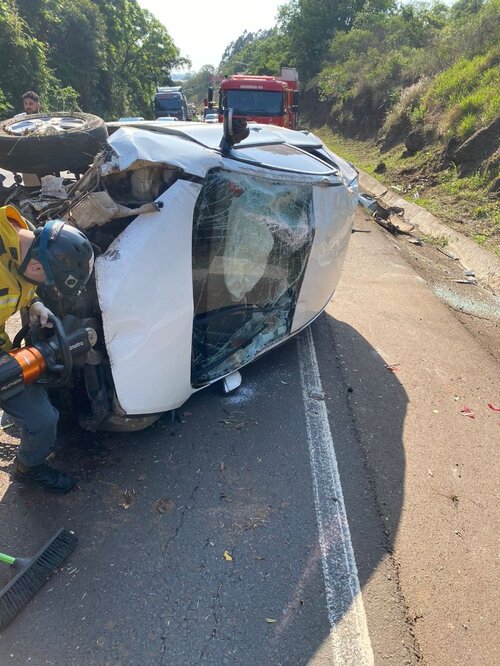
[297, 327, 374, 665]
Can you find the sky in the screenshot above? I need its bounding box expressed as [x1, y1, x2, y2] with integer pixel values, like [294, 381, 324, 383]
[137, 0, 287, 71]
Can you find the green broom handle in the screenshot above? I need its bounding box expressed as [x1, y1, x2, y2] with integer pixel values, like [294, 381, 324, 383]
[0, 552, 16, 565]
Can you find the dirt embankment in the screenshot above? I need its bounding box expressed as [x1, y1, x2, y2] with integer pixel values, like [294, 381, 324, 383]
[305, 91, 500, 258]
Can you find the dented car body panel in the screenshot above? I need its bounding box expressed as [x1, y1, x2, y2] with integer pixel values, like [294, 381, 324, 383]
[93, 124, 357, 416]
[2, 120, 357, 429]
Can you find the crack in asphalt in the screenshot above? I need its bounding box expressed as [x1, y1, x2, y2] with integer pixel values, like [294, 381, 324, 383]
[198, 581, 223, 664]
[163, 483, 199, 551]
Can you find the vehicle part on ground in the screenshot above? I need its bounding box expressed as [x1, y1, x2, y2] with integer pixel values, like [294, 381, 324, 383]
[0, 113, 108, 174]
[222, 371, 242, 394]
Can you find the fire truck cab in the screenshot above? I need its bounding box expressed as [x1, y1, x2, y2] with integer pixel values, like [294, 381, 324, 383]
[214, 67, 299, 129]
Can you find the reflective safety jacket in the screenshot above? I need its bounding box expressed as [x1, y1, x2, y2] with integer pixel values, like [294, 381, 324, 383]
[0, 205, 37, 352]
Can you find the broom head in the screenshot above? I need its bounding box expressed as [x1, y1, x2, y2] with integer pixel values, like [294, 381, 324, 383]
[0, 528, 77, 630]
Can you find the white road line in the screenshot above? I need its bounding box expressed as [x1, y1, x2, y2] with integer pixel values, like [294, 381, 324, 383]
[297, 327, 374, 666]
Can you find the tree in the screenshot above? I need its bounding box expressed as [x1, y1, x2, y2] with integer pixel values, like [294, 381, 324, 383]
[97, 0, 181, 118]
[278, 0, 394, 82]
[0, 0, 51, 116]
[183, 65, 217, 109]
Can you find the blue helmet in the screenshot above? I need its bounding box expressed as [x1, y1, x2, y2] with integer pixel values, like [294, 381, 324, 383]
[30, 220, 94, 295]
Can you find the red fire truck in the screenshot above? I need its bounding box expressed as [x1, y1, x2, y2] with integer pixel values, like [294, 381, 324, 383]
[207, 67, 299, 129]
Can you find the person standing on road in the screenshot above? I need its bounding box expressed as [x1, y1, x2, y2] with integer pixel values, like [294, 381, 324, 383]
[21, 91, 41, 115]
[0, 204, 94, 493]
[13, 92, 43, 187]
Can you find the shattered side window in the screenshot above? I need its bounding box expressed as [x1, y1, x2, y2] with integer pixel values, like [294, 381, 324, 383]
[192, 169, 314, 386]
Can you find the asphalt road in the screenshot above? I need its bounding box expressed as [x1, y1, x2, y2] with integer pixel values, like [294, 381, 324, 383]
[0, 207, 498, 665]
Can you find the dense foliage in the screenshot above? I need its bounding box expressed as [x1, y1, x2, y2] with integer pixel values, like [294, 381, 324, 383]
[0, 0, 498, 150]
[208, 0, 499, 149]
[0, 0, 184, 119]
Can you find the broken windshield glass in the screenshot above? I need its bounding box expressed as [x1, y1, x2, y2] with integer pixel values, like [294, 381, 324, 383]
[192, 169, 314, 386]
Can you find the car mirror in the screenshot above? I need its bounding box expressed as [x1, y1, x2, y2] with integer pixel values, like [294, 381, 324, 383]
[220, 109, 249, 153]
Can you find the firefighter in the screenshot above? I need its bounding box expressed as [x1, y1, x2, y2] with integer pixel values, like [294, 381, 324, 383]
[0, 205, 94, 493]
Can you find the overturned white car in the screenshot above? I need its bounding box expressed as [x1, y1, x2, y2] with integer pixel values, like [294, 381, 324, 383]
[0, 115, 358, 431]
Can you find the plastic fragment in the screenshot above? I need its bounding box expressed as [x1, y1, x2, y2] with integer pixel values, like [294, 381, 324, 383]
[265, 618, 277, 624]
[223, 550, 233, 561]
[460, 407, 475, 419]
[487, 403, 500, 412]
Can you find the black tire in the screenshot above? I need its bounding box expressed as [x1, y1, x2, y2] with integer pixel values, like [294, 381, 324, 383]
[0, 112, 108, 174]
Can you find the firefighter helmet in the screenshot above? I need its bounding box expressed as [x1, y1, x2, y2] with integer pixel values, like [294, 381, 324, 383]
[30, 220, 94, 295]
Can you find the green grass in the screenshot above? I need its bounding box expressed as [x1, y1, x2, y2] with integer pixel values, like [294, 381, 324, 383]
[425, 51, 500, 136]
[420, 234, 449, 247]
[317, 129, 500, 256]
[473, 234, 488, 245]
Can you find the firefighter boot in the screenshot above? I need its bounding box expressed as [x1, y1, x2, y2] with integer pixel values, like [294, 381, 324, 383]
[14, 459, 77, 494]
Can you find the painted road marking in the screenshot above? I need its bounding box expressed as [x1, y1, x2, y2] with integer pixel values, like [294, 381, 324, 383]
[298, 327, 374, 665]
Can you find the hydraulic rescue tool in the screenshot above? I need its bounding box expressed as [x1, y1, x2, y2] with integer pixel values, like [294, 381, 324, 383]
[0, 314, 97, 400]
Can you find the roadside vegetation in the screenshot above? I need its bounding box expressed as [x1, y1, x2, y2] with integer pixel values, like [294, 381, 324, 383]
[0, 0, 187, 120]
[0, 0, 498, 252]
[209, 0, 500, 255]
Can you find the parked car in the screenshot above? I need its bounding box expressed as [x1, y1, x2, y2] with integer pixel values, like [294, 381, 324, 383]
[156, 116, 179, 122]
[118, 116, 145, 122]
[204, 113, 219, 124]
[0, 113, 357, 431]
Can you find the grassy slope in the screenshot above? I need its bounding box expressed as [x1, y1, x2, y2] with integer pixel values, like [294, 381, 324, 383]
[314, 126, 500, 257]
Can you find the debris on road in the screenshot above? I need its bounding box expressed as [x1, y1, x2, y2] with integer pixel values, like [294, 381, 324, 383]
[358, 191, 415, 234]
[436, 246, 459, 261]
[120, 490, 136, 510]
[223, 550, 233, 562]
[487, 403, 500, 412]
[155, 498, 174, 513]
[358, 192, 378, 212]
[460, 407, 476, 419]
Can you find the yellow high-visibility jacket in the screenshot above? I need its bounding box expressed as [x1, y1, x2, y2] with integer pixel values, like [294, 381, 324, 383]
[0, 205, 38, 352]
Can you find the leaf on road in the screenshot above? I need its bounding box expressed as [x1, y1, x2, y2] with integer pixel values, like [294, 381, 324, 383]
[223, 550, 233, 561]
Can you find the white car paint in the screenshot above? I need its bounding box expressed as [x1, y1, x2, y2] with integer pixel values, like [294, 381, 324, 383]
[94, 122, 358, 415]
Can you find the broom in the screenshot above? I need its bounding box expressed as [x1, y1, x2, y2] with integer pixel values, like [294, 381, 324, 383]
[0, 528, 77, 629]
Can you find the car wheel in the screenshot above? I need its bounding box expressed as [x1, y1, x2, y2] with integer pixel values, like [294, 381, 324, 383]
[0, 112, 108, 174]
